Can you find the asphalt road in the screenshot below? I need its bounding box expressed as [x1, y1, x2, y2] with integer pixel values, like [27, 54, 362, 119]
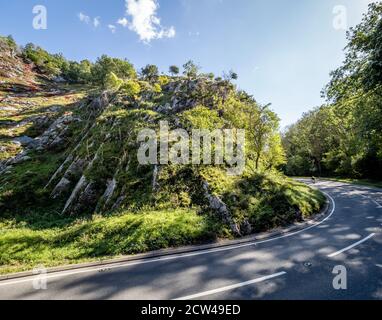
[0, 180, 381, 300]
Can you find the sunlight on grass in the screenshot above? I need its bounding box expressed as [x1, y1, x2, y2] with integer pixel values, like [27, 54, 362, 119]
[0, 209, 220, 275]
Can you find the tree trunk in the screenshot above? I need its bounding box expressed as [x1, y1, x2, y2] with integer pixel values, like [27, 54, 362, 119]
[255, 153, 260, 170]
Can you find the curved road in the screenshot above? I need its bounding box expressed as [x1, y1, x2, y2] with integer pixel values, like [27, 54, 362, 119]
[0, 180, 382, 300]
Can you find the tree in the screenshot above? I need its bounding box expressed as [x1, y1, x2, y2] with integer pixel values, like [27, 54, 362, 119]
[91, 55, 136, 86]
[223, 98, 282, 172]
[324, 2, 382, 101]
[183, 60, 200, 78]
[22, 44, 65, 77]
[250, 104, 280, 170]
[169, 65, 180, 76]
[105, 72, 123, 91]
[264, 134, 286, 170]
[230, 71, 238, 80]
[203, 72, 215, 80]
[283, 2, 382, 180]
[224, 70, 238, 81]
[0, 35, 17, 56]
[141, 64, 159, 82]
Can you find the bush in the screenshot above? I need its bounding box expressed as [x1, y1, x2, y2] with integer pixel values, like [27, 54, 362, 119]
[169, 65, 180, 76]
[23, 43, 66, 77]
[120, 80, 141, 99]
[105, 72, 123, 91]
[91, 55, 136, 86]
[158, 75, 170, 86]
[141, 64, 159, 82]
[183, 60, 200, 78]
[61, 60, 92, 83]
[0, 35, 17, 53]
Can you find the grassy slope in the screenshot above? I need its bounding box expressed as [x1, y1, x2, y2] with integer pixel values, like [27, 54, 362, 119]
[0, 177, 324, 275]
[0, 72, 326, 275]
[0, 208, 221, 275]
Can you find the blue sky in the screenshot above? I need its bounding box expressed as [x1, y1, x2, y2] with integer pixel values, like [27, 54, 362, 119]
[0, 0, 375, 127]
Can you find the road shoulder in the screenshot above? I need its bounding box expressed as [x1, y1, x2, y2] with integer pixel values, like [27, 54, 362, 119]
[0, 193, 332, 282]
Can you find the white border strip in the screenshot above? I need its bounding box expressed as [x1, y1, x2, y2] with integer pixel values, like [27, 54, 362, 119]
[327, 233, 376, 258]
[173, 272, 287, 300]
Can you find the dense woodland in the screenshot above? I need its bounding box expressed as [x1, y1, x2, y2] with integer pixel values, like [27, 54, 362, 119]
[283, 3, 382, 180]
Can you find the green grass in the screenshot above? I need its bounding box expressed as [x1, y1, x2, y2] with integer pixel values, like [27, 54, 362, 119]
[0, 171, 325, 276]
[0, 208, 222, 275]
[0, 151, 65, 210]
[0, 141, 21, 161]
[223, 172, 326, 232]
[0, 78, 328, 276]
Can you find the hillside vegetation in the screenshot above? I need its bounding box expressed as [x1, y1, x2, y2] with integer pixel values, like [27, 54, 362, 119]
[283, 3, 382, 181]
[0, 35, 324, 274]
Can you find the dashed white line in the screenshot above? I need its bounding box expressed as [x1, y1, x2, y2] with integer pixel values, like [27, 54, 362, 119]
[327, 234, 376, 258]
[0, 192, 336, 287]
[173, 272, 287, 300]
[360, 194, 382, 208]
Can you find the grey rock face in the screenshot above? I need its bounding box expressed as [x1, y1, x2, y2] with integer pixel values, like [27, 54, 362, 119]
[71, 182, 100, 215]
[240, 220, 253, 236]
[0, 106, 17, 112]
[87, 91, 110, 115]
[64, 158, 87, 181]
[35, 112, 81, 150]
[48, 105, 62, 113]
[13, 136, 37, 148]
[51, 177, 71, 199]
[202, 182, 241, 236]
[12, 155, 32, 164]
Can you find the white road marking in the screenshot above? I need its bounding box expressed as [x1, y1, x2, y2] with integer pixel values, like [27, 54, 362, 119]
[361, 194, 382, 208]
[0, 192, 336, 287]
[173, 272, 287, 300]
[376, 264, 382, 269]
[371, 199, 382, 208]
[327, 234, 376, 258]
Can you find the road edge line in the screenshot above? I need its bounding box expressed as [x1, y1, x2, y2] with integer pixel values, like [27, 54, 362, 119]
[0, 190, 334, 283]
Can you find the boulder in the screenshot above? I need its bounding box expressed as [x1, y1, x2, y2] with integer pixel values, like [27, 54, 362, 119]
[51, 177, 71, 199]
[12, 155, 32, 164]
[12, 136, 37, 148]
[202, 182, 241, 236]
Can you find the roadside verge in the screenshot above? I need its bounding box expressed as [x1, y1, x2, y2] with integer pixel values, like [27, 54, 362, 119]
[0, 193, 332, 282]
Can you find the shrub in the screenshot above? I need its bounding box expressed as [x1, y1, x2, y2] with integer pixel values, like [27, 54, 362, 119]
[105, 72, 123, 91]
[153, 83, 162, 93]
[62, 60, 92, 83]
[169, 65, 180, 76]
[141, 64, 159, 82]
[22, 43, 66, 77]
[91, 55, 136, 85]
[183, 60, 200, 78]
[120, 80, 141, 99]
[158, 75, 170, 86]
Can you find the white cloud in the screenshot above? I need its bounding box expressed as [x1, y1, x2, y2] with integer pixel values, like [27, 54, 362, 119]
[108, 24, 117, 33]
[78, 12, 91, 24]
[93, 17, 100, 28]
[124, 0, 176, 43]
[79, 12, 100, 28]
[158, 26, 176, 38]
[188, 31, 200, 37]
[117, 17, 129, 27]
